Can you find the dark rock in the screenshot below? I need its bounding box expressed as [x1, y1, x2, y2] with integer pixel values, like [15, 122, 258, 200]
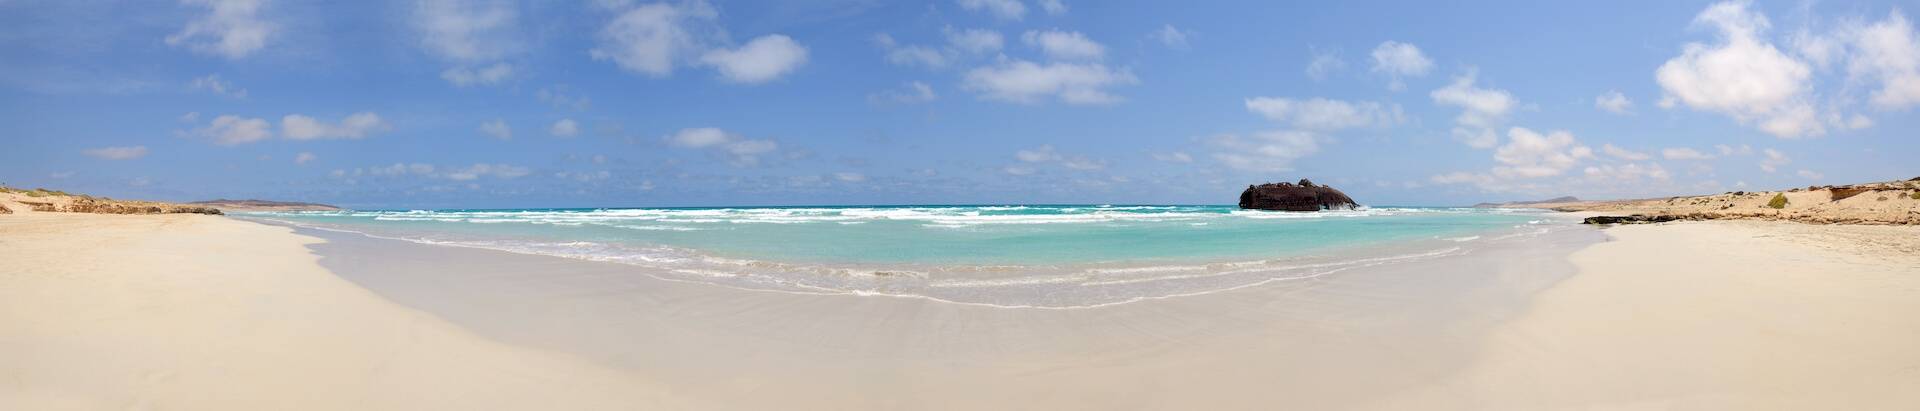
[1582, 214, 1683, 225]
[1239, 179, 1359, 211]
[1829, 186, 1872, 201]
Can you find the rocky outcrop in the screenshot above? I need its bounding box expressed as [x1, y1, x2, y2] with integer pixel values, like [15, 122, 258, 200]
[1, 187, 223, 216]
[66, 197, 223, 215]
[1239, 179, 1359, 211]
[1582, 214, 1684, 225]
[1539, 179, 1920, 225]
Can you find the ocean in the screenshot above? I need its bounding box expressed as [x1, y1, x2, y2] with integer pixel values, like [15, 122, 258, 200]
[244, 205, 1574, 308]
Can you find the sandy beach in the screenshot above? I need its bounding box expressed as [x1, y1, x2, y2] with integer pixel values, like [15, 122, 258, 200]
[0, 213, 684, 410]
[1379, 220, 1920, 409]
[3, 212, 1917, 409]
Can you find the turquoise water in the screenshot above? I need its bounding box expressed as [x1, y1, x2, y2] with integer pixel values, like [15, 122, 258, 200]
[248, 205, 1566, 308]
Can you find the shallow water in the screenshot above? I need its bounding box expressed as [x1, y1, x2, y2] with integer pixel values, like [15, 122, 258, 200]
[246, 205, 1572, 308]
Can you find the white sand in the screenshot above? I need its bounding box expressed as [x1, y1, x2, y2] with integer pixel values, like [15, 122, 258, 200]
[1376, 220, 1920, 410]
[0, 214, 685, 410]
[6, 212, 1917, 410]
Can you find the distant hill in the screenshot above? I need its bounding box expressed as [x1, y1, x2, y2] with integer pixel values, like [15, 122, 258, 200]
[1472, 196, 1580, 208]
[189, 199, 342, 211]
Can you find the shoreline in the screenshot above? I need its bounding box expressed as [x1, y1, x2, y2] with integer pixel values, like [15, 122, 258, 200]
[4, 212, 1916, 409]
[291, 212, 1598, 409]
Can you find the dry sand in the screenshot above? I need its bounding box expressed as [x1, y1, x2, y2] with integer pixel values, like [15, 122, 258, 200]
[1376, 221, 1920, 410]
[4, 212, 1918, 410]
[0, 213, 685, 410]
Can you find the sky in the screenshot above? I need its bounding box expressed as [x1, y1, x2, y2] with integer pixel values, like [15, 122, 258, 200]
[1, 0, 1916, 209]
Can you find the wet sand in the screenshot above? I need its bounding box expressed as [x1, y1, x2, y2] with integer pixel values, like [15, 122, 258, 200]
[299, 216, 1598, 409]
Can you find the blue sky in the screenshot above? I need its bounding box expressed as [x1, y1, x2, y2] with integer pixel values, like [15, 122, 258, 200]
[2, 0, 1915, 209]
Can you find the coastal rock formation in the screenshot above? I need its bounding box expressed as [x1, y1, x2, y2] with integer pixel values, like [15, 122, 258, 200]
[1505, 178, 1920, 225]
[1582, 215, 1684, 225]
[1, 187, 222, 216]
[1239, 179, 1359, 211]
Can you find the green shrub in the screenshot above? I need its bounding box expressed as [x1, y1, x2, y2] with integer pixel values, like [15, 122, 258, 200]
[1767, 193, 1788, 209]
[1911, 191, 1920, 200]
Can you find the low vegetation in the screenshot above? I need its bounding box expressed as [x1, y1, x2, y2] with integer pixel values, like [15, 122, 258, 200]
[1, 186, 83, 199]
[1767, 193, 1789, 209]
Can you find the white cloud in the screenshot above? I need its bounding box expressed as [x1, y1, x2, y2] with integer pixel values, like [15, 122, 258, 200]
[1022, 29, 1105, 61]
[444, 163, 531, 180]
[1305, 48, 1346, 81]
[1430, 71, 1516, 148]
[1656, 1, 1822, 138]
[664, 127, 780, 167]
[834, 172, 868, 182]
[590, 1, 716, 77]
[413, 0, 518, 64]
[478, 119, 512, 140]
[1594, 90, 1633, 114]
[1151, 24, 1191, 50]
[699, 34, 809, 83]
[1037, 0, 1067, 15]
[869, 81, 938, 104]
[1244, 97, 1403, 131]
[1370, 41, 1433, 90]
[1061, 157, 1105, 170]
[873, 29, 996, 69]
[1429, 171, 1493, 186]
[536, 86, 592, 111]
[166, 0, 274, 59]
[1661, 147, 1715, 160]
[946, 27, 1005, 54]
[882, 44, 949, 68]
[590, 2, 806, 84]
[187, 115, 273, 145]
[83, 146, 149, 160]
[412, 0, 521, 90]
[189, 74, 247, 98]
[1206, 130, 1320, 172]
[1491, 127, 1593, 179]
[1844, 11, 1920, 109]
[1016, 145, 1062, 162]
[1716, 143, 1754, 156]
[1151, 151, 1193, 163]
[1759, 148, 1790, 172]
[294, 152, 317, 165]
[1003, 165, 1036, 176]
[1582, 163, 1673, 182]
[281, 112, 391, 140]
[956, 0, 1025, 21]
[1601, 144, 1651, 161]
[961, 60, 1137, 104]
[1428, 128, 1602, 192]
[1012, 145, 1104, 171]
[1796, 169, 1824, 179]
[441, 63, 514, 87]
[550, 119, 579, 137]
